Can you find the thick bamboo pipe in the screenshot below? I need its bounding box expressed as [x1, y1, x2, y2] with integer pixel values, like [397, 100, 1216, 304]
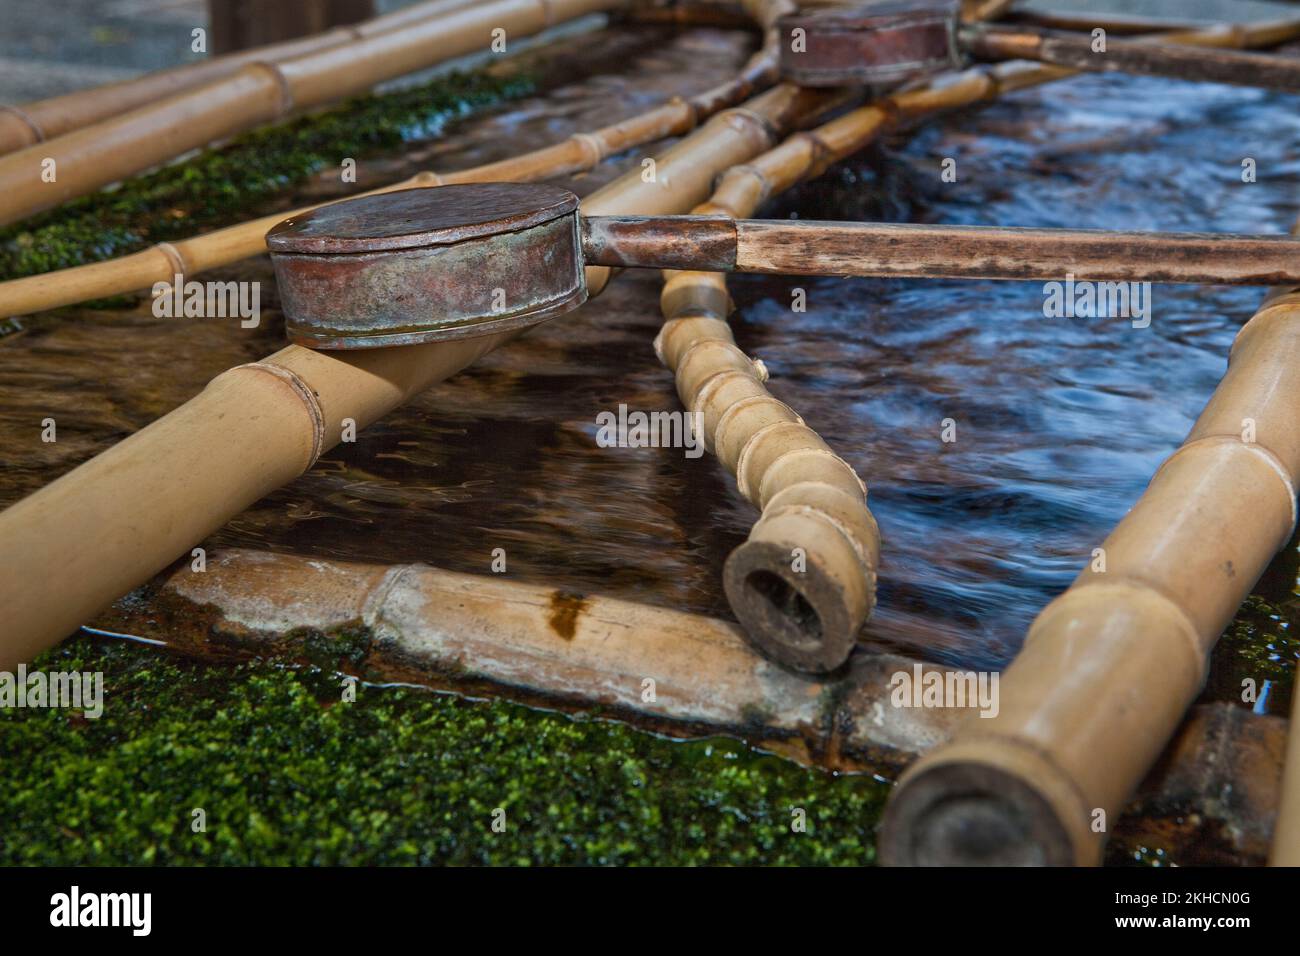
[0, 0, 482, 155]
[0, 24, 785, 319]
[1275, 690, 1300, 865]
[0, 81, 838, 671]
[881, 270, 1300, 866]
[0, 0, 626, 228]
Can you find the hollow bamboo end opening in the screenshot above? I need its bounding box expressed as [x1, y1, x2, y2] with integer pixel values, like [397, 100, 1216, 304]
[723, 527, 866, 674]
[880, 756, 1080, 866]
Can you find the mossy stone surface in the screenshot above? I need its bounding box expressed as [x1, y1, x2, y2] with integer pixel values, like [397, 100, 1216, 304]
[0, 637, 887, 865]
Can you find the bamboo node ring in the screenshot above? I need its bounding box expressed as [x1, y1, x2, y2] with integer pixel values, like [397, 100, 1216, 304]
[0, 104, 45, 145]
[570, 131, 609, 165]
[245, 60, 296, 116]
[1159, 434, 1298, 534]
[232, 362, 326, 469]
[718, 106, 778, 145]
[154, 241, 189, 283]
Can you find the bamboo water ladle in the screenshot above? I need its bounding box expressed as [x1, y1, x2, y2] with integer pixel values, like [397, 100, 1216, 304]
[267, 181, 1300, 349]
[778, 0, 1300, 90]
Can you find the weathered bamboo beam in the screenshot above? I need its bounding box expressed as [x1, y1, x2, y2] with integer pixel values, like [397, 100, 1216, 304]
[0, 0, 628, 228]
[0, 22, 785, 319]
[585, 216, 1300, 284]
[881, 264, 1300, 866]
[132, 548, 955, 765]
[0, 80, 839, 672]
[0, 0, 483, 155]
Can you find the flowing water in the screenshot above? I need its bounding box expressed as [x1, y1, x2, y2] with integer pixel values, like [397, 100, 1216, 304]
[2, 24, 1298, 715]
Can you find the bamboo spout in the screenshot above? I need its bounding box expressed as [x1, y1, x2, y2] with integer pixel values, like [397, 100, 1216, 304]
[881, 279, 1300, 867]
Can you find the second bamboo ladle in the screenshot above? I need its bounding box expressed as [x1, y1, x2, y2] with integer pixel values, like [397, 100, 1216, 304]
[777, 0, 1300, 91]
[266, 181, 1300, 348]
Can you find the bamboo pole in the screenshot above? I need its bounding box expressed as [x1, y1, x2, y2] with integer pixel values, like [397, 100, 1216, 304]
[0, 0, 628, 229]
[0, 22, 785, 319]
[0, 80, 839, 672]
[962, 0, 1016, 23]
[1274, 690, 1300, 865]
[880, 236, 1300, 865]
[0, 0, 483, 156]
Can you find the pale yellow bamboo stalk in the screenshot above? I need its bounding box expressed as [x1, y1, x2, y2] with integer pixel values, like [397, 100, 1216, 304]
[881, 246, 1300, 866]
[0, 0, 627, 228]
[0, 26, 786, 319]
[0, 0, 483, 155]
[0, 81, 839, 671]
[1273, 682, 1300, 865]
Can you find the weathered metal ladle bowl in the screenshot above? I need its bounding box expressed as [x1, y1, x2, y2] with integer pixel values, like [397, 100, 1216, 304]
[267, 182, 587, 349]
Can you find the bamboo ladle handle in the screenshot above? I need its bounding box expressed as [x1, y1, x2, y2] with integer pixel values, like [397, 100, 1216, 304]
[268, 183, 1299, 350]
[582, 216, 1300, 286]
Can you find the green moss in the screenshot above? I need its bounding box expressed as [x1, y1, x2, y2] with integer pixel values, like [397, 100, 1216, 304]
[297, 624, 374, 671]
[0, 69, 534, 282]
[0, 637, 887, 865]
[1208, 593, 1298, 715]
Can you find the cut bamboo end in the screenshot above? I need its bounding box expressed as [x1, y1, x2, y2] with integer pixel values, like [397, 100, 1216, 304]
[724, 506, 871, 674]
[884, 582, 1208, 866]
[879, 738, 1086, 866]
[659, 199, 879, 674]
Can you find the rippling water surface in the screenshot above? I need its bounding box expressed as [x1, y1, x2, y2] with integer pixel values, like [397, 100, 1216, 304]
[2, 25, 1298, 710]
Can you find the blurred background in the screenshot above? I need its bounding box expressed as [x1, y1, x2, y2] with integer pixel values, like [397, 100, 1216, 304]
[0, 0, 426, 102]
